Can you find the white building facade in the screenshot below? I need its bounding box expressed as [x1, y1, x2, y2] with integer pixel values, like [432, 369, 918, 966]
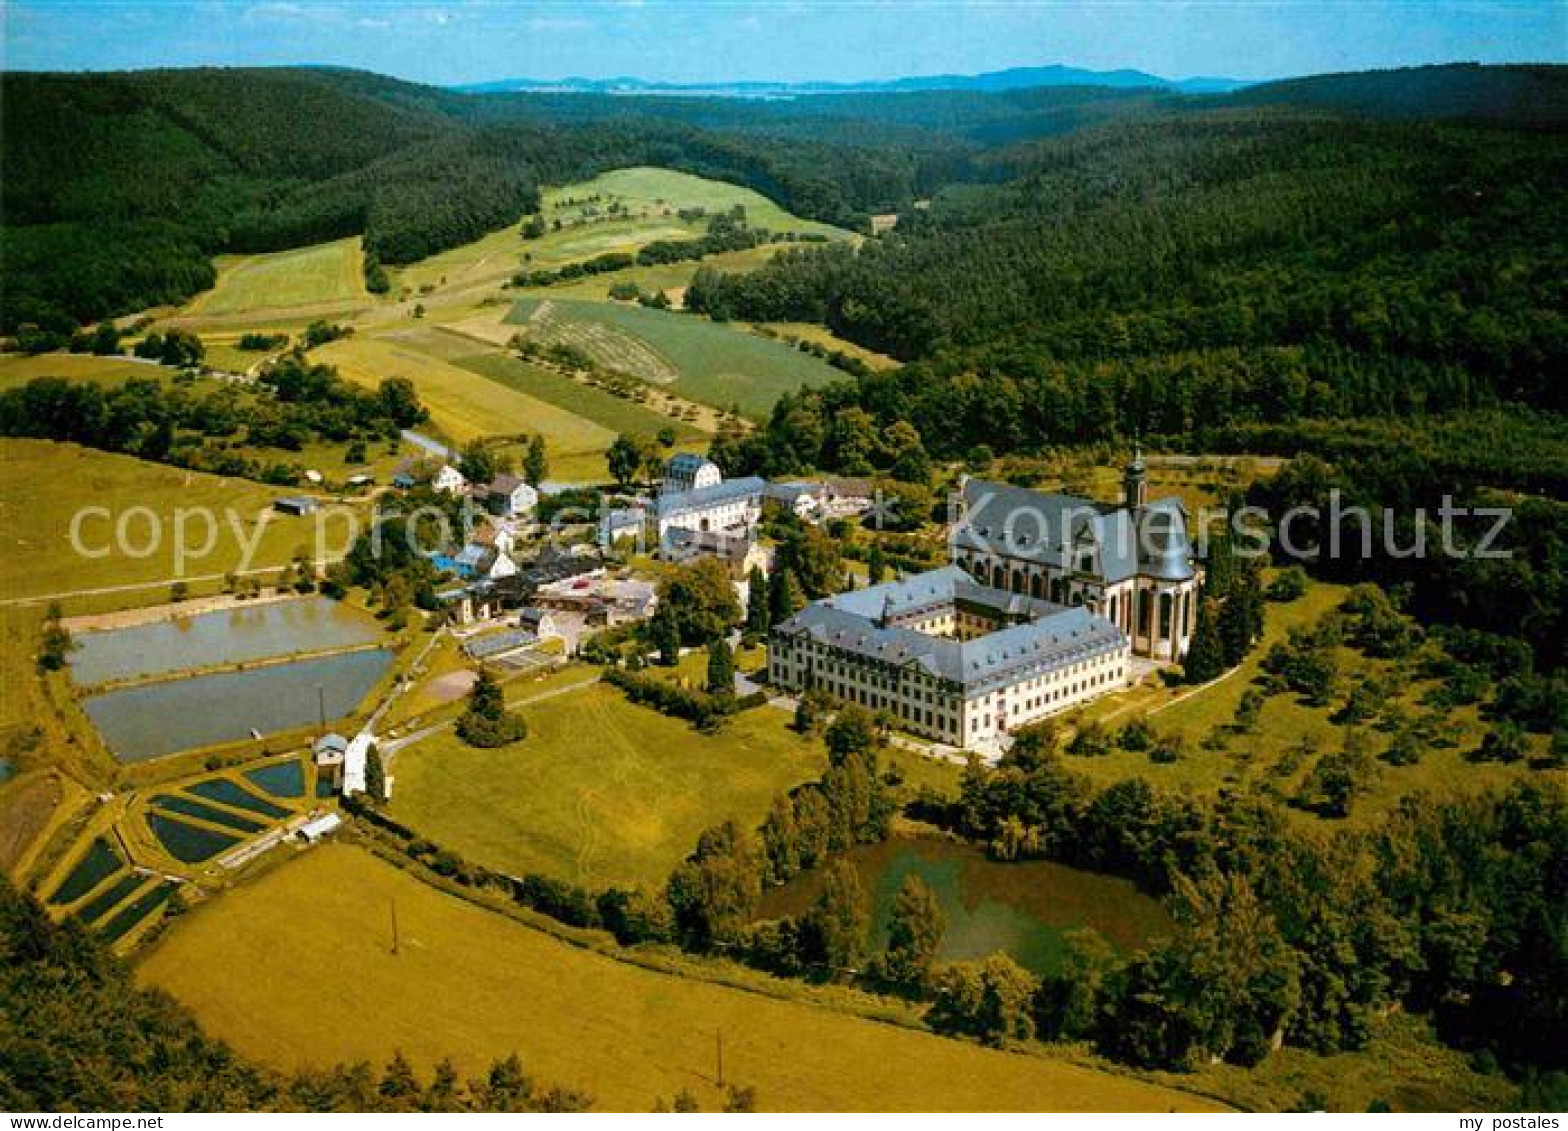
[769, 567, 1131, 749]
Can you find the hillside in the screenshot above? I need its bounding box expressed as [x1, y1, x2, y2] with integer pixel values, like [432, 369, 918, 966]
[5, 63, 1564, 339]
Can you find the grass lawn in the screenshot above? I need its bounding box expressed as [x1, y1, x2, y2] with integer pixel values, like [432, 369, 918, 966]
[185, 237, 368, 317]
[312, 336, 616, 482]
[137, 842, 1224, 1112]
[390, 682, 827, 889]
[505, 297, 842, 419]
[453, 351, 704, 444]
[0, 439, 332, 602]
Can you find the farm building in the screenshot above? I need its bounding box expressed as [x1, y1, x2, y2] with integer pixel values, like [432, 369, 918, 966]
[274, 496, 319, 516]
[517, 606, 565, 643]
[297, 812, 343, 843]
[432, 464, 468, 495]
[340, 732, 374, 797]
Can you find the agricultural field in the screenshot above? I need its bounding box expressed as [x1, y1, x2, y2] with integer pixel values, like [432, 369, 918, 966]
[311, 335, 617, 481]
[137, 842, 1226, 1112]
[454, 351, 706, 444]
[181, 238, 370, 320]
[0, 439, 331, 603]
[749, 322, 901, 371]
[542, 167, 850, 241]
[505, 297, 842, 418]
[389, 683, 827, 889]
[391, 166, 850, 301]
[0, 351, 172, 391]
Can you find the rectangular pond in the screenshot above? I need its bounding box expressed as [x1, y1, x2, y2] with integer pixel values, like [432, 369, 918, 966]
[244, 758, 305, 799]
[69, 596, 381, 685]
[83, 648, 395, 763]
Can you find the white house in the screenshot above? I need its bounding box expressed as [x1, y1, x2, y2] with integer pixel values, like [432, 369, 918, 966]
[663, 453, 723, 495]
[486, 473, 539, 518]
[432, 464, 468, 495]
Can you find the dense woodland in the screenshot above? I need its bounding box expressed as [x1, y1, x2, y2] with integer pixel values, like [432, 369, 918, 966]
[5, 64, 1565, 337]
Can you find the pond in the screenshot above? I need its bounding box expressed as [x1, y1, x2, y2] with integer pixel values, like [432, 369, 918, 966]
[75, 872, 147, 925]
[151, 794, 266, 835]
[757, 837, 1173, 976]
[187, 777, 290, 820]
[244, 758, 304, 799]
[49, 837, 122, 905]
[146, 812, 240, 864]
[69, 597, 380, 685]
[82, 648, 395, 762]
[100, 881, 177, 942]
[0, 757, 14, 785]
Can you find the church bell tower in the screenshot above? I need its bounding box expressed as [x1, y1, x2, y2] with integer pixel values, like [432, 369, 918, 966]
[1123, 445, 1147, 509]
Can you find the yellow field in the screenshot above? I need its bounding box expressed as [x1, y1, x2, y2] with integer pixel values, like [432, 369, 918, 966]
[184, 238, 369, 318]
[390, 683, 827, 889]
[312, 335, 613, 481]
[0, 352, 171, 391]
[0, 439, 335, 602]
[137, 844, 1225, 1112]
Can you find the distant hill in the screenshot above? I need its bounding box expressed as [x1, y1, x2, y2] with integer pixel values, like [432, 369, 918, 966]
[1233, 63, 1568, 125]
[456, 64, 1250, 97]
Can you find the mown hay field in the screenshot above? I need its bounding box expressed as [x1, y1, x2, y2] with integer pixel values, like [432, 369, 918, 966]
[544, 167, 851, 241]
[453, 351, 705, 444]
[0, 439, 323, 601]
[313, 336, 616, 482]
[137, 843, 1226, 1112]
[390, 683, 825, 889]
[505, 297, 840, 419]
[184, 237, 369, 318]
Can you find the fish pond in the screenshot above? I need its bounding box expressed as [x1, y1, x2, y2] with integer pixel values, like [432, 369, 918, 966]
[68, 597, 380, 685]
[757, 837, 1172, 976]
[82, 648, 394, 762]
[244, 758, 305, 799]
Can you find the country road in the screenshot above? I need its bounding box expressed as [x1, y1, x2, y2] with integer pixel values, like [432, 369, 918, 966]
[380, 674, 600, 757]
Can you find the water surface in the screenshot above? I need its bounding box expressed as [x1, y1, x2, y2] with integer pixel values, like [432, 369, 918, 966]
[83, 648, 394, 762]
[758, 837, 1172, 976]
[69, 597, 379, 685]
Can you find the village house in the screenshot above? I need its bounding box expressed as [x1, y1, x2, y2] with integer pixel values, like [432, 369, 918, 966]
[483, 473, 539, 519]
[432, 464, 468, 496]
[517, 605, 565, 643]
[662, 453, 723, 495]
[312, 732, 348, 789]
[663, 526, 772, 580]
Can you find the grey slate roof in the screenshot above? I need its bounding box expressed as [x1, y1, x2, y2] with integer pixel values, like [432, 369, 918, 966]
[657, 476, 766, 520]
[776, 567, 1127, 695]
[952, 478, 1195, 584]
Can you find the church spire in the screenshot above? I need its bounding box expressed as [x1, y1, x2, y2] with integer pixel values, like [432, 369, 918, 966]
[1123, 441, 1147, 509]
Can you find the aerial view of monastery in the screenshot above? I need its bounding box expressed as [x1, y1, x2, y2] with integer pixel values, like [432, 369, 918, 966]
[1, 0, 1564, 1117]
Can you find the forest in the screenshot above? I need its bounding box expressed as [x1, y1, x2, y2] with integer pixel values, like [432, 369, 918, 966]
[5, 63, 1564, 338]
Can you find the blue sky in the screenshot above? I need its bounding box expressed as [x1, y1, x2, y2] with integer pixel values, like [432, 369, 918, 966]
[3, 1, 1563, 86]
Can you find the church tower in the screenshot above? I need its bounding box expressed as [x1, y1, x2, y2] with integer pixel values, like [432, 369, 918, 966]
[1123, 445, 1147, 509]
